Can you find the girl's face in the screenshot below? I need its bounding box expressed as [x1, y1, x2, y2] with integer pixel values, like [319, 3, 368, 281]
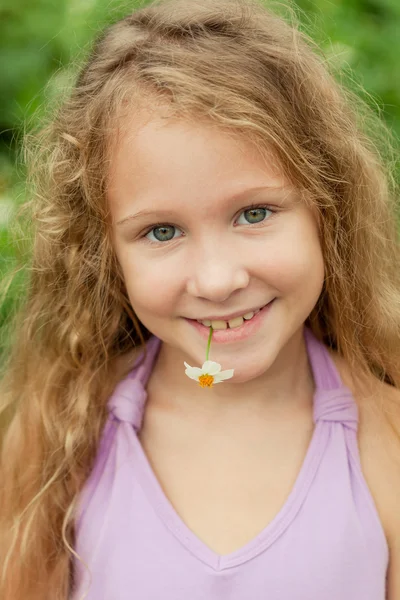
[108, 110, 324, 383]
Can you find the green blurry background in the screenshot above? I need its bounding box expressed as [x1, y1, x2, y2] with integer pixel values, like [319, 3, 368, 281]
[0, 0, 399, 350]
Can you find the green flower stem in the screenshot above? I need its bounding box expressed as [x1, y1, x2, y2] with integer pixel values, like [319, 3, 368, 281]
[205, 326, 213, 361]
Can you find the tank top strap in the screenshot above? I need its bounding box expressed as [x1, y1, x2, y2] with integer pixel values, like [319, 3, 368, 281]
[108, 336, 162, 432]
[303, 327, 358, 432]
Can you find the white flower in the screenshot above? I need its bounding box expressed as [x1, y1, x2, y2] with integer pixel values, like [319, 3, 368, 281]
[184, 360, 234, 388]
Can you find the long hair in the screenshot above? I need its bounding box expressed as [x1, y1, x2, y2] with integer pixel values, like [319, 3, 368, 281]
[1, 0, 399, 597]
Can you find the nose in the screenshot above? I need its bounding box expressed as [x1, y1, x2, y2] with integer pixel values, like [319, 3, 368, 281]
[185, 239, 250, 302]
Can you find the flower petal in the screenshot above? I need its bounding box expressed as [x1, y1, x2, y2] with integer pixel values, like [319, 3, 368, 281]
[213, 369, 234, 382]
[184, 362, 205, 380]
[201, 361, 221, 375]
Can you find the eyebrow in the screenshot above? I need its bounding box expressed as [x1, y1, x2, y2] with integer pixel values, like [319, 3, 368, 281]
[115, 185, 294, 227]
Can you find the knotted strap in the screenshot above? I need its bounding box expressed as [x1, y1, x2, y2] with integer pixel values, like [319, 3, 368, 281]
[313, 389, 358, 431]
[304, 328, 359, 432]
[107, 336, 162, 432]
[108, 378, 148, 432]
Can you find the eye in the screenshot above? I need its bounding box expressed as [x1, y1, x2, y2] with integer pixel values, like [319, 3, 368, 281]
[144, 224, 183, 243]
[236, 206, 273, 225]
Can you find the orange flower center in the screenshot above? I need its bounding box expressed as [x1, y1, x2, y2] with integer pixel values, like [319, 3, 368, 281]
[198, 374, 215, 388]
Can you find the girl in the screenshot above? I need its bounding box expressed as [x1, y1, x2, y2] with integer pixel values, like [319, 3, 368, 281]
[1, 0, 400, 598]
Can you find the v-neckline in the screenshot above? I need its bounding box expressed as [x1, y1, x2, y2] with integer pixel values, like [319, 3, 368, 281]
[124, 328, 346, 571]
[131, 417, 327, 571]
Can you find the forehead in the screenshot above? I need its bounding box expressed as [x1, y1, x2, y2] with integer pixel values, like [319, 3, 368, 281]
[107, 107, 295, 214]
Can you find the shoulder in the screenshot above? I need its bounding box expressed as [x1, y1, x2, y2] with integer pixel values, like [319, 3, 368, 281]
[330, 350, 400, 582]
[356, 379, 400, 599]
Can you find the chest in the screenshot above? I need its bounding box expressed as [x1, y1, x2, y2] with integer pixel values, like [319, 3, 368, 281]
[138, 405, 314, 555]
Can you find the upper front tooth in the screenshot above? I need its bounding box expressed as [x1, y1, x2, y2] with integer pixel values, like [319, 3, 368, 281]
[211, 320, 228, 330]
[201, 319, 212, 327]
[243, 311, 255, 320]
[228, 316, 244, 329]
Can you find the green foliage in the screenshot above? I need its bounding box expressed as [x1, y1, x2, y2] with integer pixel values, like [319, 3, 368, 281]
[294, 0, 400, 137]
[0, 0, 68, 132]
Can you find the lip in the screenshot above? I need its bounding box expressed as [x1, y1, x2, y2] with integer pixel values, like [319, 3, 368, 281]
[190, 303, 270, 323]
[185, 299, 275, 344]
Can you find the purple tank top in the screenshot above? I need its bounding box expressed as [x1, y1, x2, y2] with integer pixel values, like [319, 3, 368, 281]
[71, 327, 388, 599]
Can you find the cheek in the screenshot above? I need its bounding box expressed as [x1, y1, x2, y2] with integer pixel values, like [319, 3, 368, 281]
[119, 252, 181, 315]
[261, 226, 324, 294]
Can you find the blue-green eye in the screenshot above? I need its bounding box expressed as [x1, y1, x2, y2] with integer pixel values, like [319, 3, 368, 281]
[237, 206, 272, 225]
[145, 225, 182, 243]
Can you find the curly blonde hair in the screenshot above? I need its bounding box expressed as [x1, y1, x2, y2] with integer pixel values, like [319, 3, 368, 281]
[1, 0, 399, 597]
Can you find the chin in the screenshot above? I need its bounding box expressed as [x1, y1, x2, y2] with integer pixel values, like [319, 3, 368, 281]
[227, 363, 272, 385]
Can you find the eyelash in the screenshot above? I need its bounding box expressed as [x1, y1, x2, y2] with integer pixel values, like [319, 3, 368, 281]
[140, 203, 277, 246]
